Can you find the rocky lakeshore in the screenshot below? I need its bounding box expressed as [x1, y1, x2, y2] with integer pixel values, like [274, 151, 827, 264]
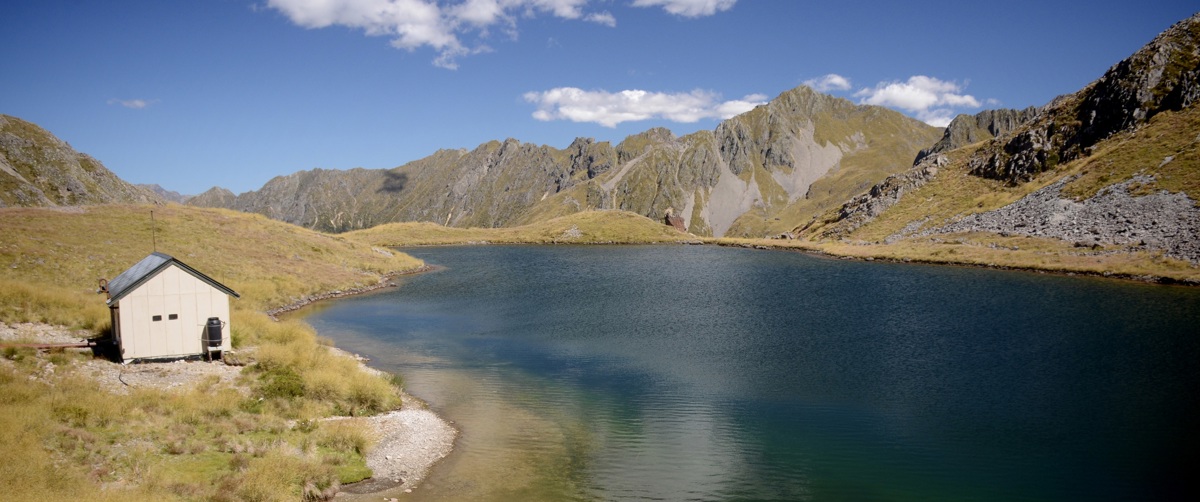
[326, 347, 457, 497]
[266, 264, 434, 320]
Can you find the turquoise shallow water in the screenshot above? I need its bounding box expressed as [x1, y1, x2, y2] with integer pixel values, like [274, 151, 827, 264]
[306, 245, 1200, 501]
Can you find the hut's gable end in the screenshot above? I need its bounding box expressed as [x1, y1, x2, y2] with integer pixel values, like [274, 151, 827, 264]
[111, 261, 233, 361]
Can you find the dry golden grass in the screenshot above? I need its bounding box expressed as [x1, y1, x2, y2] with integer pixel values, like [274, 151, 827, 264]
[0, 204, 423, 314]
[0, 203, 421, 500]
[718, 233, 1200, 283]
[1061, 105, 1200, 200]
[347, 209, 691, 246]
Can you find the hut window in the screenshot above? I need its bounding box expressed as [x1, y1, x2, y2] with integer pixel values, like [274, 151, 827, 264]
[152, 315, 162, 321]
[169, 314, 178, 320]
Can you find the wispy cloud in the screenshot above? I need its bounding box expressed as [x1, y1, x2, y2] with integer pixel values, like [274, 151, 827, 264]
[803, 74, 851, 93]
[524, 87, 766, 127]
[107, 98, 158, 109]
[631, 0, 737, 17]
[267, 0, 733, 69]
[854, 76, 982, 127]
[585, 11, 617, 27]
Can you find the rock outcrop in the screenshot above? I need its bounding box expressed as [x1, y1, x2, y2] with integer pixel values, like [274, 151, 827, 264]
[0, 114, 160, 207]
[931, 176, 1200, 262]
[969, 14, 1200, 184]
[913, 108, 1037, 165]
[813, 154, 948, 240]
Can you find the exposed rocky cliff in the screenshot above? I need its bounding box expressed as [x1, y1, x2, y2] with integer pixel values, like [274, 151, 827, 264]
[0, 115, 160, 207]
[191, 86, 940, 236]
[969, 14, 1200, 184]
[808, 153, 948, 240]
[210, 167, 405, 232]
[913, 108, 1037, 165]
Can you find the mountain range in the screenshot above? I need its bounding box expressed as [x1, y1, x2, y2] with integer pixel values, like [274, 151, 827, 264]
[186, 87, 941, 237]
[3, 13, 1198, 268]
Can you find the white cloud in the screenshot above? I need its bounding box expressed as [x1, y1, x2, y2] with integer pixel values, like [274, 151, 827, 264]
[268, 0, 457, 48]
[714, 93, 768, 118]
[585, 11, 616, 27]
[854, 75, 983, 127]
[917, 110, 956, 128]
[803, 74, 851, 92]
[523, 87, 765, 127]
[267, 0, 615, 69]
[522, 0, 589, 19]
[107, 98, 157, 109]
[631, 0, 737, 17]
[452, 0, 507, 27]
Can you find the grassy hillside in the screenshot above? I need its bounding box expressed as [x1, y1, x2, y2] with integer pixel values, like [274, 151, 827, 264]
[347, 209, 692, 246]
[0, 204, 425, 501]
[808, 105, 1199, 243]
[0, 115, 160, 207]
[775, 105, 1200, 283]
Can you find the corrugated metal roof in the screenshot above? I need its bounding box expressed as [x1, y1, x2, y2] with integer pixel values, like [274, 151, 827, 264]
[105, 252, 240, 305]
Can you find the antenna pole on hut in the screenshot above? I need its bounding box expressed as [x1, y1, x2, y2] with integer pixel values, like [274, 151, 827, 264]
[151, 210, 157, 253]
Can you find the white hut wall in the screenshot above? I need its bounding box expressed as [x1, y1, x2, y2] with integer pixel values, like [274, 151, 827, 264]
[116, 264, 232, 360]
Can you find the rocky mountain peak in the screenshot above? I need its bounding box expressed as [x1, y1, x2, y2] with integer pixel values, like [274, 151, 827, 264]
[188, 186, 237, 208]
[567, 137, 617, 179]
[970, 13, 1200, 184]
[774, 85, 846, 116]
[913, 107, 1038, 165]
[138, 184, 191, 204]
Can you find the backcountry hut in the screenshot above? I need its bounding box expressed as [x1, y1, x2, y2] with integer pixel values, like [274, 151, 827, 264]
[99, 252, 239, 362]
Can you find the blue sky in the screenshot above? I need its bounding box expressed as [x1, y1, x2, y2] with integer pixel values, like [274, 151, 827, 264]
[1, 1, 1195, 195]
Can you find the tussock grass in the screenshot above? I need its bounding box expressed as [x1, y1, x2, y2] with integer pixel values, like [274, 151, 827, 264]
[0, 204, 423, 313]
[1061, 104, 1200, 200]
[0, 278, 110, 330]
[0, 204, 421, 500]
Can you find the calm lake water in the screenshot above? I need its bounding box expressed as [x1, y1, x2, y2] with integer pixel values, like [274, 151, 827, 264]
[305, 245, 1200, 501]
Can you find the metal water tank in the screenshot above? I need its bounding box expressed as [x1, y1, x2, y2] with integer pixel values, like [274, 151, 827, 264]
[205, 317, 224, 348]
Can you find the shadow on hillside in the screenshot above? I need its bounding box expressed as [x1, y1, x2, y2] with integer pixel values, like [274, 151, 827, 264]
[381, 171, 408, 194]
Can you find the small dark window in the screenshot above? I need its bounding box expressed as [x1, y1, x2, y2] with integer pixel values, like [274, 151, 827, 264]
[168, 314, 178, 320]
[152, 315, 162, 321]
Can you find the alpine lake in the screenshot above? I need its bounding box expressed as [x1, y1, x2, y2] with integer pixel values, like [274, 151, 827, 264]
[303, 245, 1200, 501]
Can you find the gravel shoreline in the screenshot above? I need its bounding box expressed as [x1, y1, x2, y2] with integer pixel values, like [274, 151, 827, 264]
[328, 348, 457, 496]
[335, 403, 457, 495]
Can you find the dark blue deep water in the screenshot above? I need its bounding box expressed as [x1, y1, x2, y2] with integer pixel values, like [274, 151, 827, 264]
[306, 245, 1200, 501]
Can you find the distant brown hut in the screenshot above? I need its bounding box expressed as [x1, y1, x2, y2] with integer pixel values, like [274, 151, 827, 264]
[664, 207, 686, 232]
